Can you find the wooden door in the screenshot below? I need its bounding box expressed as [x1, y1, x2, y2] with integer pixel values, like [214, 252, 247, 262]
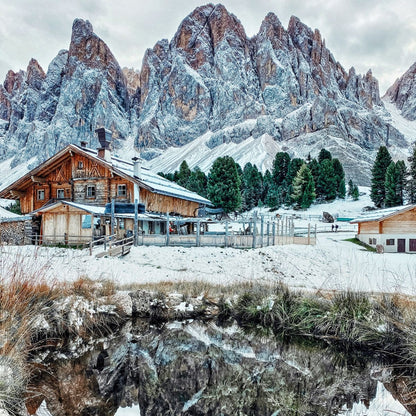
[398, 238, 406, 253]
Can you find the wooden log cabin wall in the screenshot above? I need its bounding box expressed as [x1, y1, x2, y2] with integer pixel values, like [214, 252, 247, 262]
[4, 144, 209, 219]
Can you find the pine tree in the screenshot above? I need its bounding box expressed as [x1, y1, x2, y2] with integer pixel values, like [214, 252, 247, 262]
[187, 167, 208, 198]
[176, 160, 191, 188]
[272, 152, 291, 186]
[347, 179, 354, 197]
[351, 185, 359, 201]
[385, 162, 399, 207]
[318, 148, 332, 164]
[408, 146, 416, 203]
[291, 164, 316, 209]
[396, 160, 407, 205]
[385, 160, 406, 207]
[265, 183, 282, 209]
[242, 163, 263, 211]
[308, 158, 321, 187]
[370, 146, 393, 208]
[316, 159, 337, 201]
[332, 158, 346, 199]
[261, 170, 272, 204]
[207, 156, 242, 213]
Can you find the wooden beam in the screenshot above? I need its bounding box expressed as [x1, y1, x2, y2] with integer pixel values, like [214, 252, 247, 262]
[10, 190, 25, 198]
[31, 175, 47, 184]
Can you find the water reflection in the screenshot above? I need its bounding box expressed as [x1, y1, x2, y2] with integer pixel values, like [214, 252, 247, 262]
[29, 320, 413, 416]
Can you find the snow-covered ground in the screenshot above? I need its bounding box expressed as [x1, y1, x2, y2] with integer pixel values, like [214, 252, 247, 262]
[1, 190, 416, 296]
[3, 228, 414, 295]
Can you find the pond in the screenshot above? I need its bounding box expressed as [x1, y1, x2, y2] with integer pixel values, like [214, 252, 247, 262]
[28, 319, 413, 416]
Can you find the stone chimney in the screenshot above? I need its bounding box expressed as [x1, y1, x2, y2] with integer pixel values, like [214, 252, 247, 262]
[95, 127, 112, 162]
[132, 156, 142, 179]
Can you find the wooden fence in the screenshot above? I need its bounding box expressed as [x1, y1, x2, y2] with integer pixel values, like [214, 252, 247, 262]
[22, 216, 317, 255]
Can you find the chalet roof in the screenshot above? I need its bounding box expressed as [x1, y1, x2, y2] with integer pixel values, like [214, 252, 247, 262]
[33, 200, 106, 215]
[0, 144, 212, 206]
[32, 200, 164, 220]
[350, 205, 416, 224]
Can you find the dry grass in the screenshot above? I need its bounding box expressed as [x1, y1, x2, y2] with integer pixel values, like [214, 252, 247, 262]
[117, 279, 278, 299]
[0, 251, 120, 415]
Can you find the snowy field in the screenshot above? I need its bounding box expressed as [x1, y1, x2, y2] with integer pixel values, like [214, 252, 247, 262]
[2, 229, 415, 296]
[1, 189, 416, 296]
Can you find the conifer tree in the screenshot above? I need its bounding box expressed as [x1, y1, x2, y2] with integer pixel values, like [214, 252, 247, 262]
[308, 158, 321, 187]
[370, 146, 393, 208]
[176, 160, 192, 188]
[272, 152, 291, 186]
[408, 146, 416, 203]
[291, 164, 316, 209]
[285, 158, 304, 204]
[348, 179, 360, 201]
[261, 170, 272, 204]
[265, 184, 282, 210]
[385, 160, 406, 207]
[351, 185, 359, 201]
[187, 167, 208, 198]
[316, 159, 337, 201]
[332, 158, 346, 198]
[318, 148, 332, 164]
[242, 163, 262, 211]
[396, 160, 407, 205]
[347, 179, 354, 197]
[207, 156, 241, 213]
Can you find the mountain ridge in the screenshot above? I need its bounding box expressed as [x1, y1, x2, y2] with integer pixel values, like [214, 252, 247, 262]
[0, 4, 413, 186]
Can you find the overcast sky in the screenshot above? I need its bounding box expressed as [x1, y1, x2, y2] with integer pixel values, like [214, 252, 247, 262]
[1, 0, 415, 93]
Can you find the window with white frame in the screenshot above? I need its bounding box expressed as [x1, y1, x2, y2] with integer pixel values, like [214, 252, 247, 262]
[37, 189, 45, 200]
[386, 239, 395, 246]
[117, 184, 127, 197]
[86, 185, 96, 199]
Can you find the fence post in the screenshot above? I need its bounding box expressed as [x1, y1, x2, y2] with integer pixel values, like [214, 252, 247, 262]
[225, 220, 229, 248]
[104, 236, 107, 251]
[252, 212, 257, 249]
[134, 199, 138, 247]
[285, 217, 288, 244]
[272, 221, 276, 245]
[267, 221, 270, 246]
[89, 240, 92, 256]
[111, 199, 115, 239]
[308, 223, 310, 245]
[260, 215, 264, 248]
[166, 212, 170, 246]
[196, 219, 200, 247]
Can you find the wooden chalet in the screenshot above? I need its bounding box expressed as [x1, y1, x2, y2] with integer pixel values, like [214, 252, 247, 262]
[0, 128, 211, 244]
[350, 205, 416, 253]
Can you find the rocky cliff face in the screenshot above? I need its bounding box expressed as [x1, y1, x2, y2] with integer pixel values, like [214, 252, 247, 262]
[0, 5, 411, 184]
[136, 4, 399, 157]
[0, 19, 130, 167]
[385, 62, 416, 121]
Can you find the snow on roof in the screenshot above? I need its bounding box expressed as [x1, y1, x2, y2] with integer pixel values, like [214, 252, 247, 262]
[75, 145, 211, 206]
[0, 206, 22, 218]
[350, 205, 415, 223]
[32, 201, 106, 215]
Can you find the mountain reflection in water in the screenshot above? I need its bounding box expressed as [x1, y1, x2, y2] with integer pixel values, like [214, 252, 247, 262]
[29, 320, 412, 416]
